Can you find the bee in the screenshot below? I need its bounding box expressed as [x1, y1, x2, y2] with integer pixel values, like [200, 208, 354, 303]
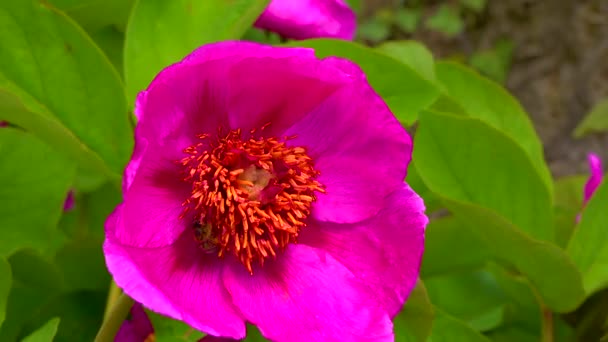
[193, 221, 218, 253]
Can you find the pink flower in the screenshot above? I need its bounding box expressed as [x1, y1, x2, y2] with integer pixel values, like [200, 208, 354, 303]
[104, 41, 427, 341]
[255, 0, 356, 40]
[584, 153, 603, 204]
[115, 303, 155, 342]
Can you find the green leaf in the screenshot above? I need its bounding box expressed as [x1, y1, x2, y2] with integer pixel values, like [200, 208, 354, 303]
[357, 18, 391, 43]
[244, 324, 267, 341]
[429, 309, 491, 342]
[147, 311, 205, 341]
[424, 5, 464, 37]
[88, 25, 125, 76]
[567, 180, 608, 295]
[405, 163, 442, 214]
[21, 318, 60, 342]
[288, 39, 440, 125]
[125, 0, 270, 102]
[23, 291, 106, 342]
[395, 8, 421, 33]
[0, 129, 75, 257]
[414, 110, 553, 241]
[469, 39, 513, 83]
[394, 281, 434, 342]
[434, 62, 552, 192]
[425, 270, 506, 332]
[421, 217, 489, 277]
[54, 238, 110, 292]
[0, 1, 133, 178]
[0, 258, 10, 329]
[377, 40, 437, 83]
[553, 175, 586, 247]
[460, 0, 487, 12]
[48, 0, 135, 32]
[443, 202, 584, 312]
[574, 98, 608, 138]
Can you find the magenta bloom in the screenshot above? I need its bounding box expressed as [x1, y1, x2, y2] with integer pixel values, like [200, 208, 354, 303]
[115, 303, 155, 342]
[584, 153, 603, 204]
[255, 0, 356, 40]
[104, 42, 427, 341]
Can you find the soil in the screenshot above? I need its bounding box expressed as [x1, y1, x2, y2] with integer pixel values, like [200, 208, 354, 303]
[362, 0, 608, 177]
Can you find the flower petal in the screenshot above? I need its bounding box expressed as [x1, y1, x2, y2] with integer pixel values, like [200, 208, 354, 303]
[287, 82, 411, 223]
[223, 244, 394, 342]
[299, 184, 427, 316]
[105, 229, 246, 339]
[255, 0, 356, 40]
[584, 153, 604, 204]
[225, 56, 349, 136]
[112, 157, 191, 248]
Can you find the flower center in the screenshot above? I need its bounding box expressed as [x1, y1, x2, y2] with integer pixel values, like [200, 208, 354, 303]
[178, 126, 324, 273]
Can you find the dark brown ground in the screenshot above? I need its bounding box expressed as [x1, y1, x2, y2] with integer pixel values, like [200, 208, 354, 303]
[362, 0, 608, 177]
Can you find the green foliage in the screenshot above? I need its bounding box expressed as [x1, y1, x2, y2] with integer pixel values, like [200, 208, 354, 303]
[289, 39, 440, 125]
[0, 0, 133, 179]
[21, 318, 60, 342]
[0, 258, 10, 329]
[147, 311, 205, 341]
[568, 181, 608, 295]
[394, 281, 434, 342]
[424, 5, 464, 37]
[0, 129, 75, 257]
[125, 0, 270, 102]
[574, 98, 608, 138]
[0, 1, 606, 340]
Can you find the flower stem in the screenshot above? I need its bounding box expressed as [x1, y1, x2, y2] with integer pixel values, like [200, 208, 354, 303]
[103, 281, 122, 321]
[542, 306, 554, 342]
[94, 293, 134, 342]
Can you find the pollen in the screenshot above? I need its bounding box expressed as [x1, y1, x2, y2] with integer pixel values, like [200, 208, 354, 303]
[178, 125, 325, 273]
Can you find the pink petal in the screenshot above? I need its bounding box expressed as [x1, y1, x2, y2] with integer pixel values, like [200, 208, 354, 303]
[222, 244, 394, 342]
[299, 184, 427, 316]
[286, 82, 411, 223]
[63, 190, 75, 211]
[126, 43, 363, 192]
[584, 153, 604, 204]
[113, 158, 191, 248]
[225, 56, 350, 137]
[105, 231, 246, 339]
[115, 303, 154, 342]
[255, 0, 356, 40]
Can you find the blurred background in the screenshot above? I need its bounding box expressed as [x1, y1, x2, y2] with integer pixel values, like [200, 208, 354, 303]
[354, 0, 607, 176]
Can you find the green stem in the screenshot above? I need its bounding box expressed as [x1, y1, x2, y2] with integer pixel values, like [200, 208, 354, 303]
[542, 305, 554, 342]
[94, 293, 134, 342]
[103, 281, 122, 321]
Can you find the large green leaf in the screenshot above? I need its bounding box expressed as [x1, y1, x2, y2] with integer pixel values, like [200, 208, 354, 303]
[394, 281, 434, 342]
[553, 175, 586, 247]
[49, 0, 135, 32]
[568, 180, 608, 295]
[290, 39, 440, 125]
[21, 318, 60, 342]
[429, 309, 491, 342]
[425, 270, 506, 332]
[125, 0, 269, 102]
[434, 62, 552, 191]
[0, 258, 10, 329]
[0, 129, 75, 257]
[413, 110, 553, 241]
[444, 202, 584, 312]
[574, 98, 608, 138]
[421, 217, 489, 277]
[0, 0, 133, 177]
[376, 40, 437, 84]
[22, 291, 106, 342]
